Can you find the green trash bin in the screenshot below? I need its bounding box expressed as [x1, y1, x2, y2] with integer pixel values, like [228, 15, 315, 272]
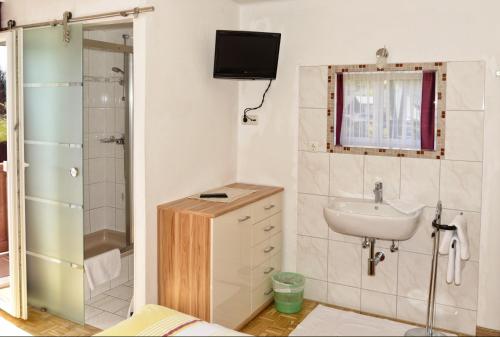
[272, 272, 305, 314]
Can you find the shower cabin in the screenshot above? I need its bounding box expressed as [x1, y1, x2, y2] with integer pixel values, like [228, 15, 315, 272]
[22, 22, 135, 327]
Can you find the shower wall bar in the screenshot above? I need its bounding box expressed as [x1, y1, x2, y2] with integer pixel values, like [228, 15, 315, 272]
[1, 6, 154, 31]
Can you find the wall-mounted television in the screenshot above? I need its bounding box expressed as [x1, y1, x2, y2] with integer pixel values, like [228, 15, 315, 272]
[213, 30, 281, 80]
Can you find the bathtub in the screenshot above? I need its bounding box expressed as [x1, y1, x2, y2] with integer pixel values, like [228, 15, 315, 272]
[84, 229, 133, 259]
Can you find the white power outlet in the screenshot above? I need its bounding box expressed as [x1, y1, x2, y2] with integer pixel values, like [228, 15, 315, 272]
[242, 114, 258, 125]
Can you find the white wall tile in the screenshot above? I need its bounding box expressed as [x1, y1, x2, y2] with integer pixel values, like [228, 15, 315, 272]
[299, 66, 328, 108]
[89, 207, 104, 232]
[327, 283, 360, 311]
[89, 108, 114, 134]
[442, 210, 481, 262]
[361, 289, 397, 318]
[445, 110, 484, 162]
[328, 228, 362, 244]
[89, 183, 106, 209]
[330, 154, 364, 198]
[304, 278, 328, 303]
[397, 251, 432, 301]
[400, 158, 440, 207]
[115, 158, 125, 184]
[116, 209, 126, 233]
[298, 151, 329, 195]
[397, 297, 427, 325]
[105, 207, 116, 230]
[89, 158, 106, 184]
[435, 304, 477, 335]
[116, 183, 126, 210]
[298, 193, 329, 239]
[105, 157, 116, 183]
[114, 85, 126, 109]
[299, 108, 327, 152]
[328, 241, 361, 287]
[88, 82, 115, 108]
[362, 247, 398, 295]
[115, 107, 126, 133]
[363, 156, 401, 201]
[297, 235, 328, 281]
[440, 160, 482, 212]
[436, 257, 479, 311]
[399, 208, 435, 255]
[105, 182, 116, 208]
[446, 61, 485, 111]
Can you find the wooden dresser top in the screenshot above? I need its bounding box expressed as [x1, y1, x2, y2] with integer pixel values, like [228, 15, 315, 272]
[157, 183, 283, 218]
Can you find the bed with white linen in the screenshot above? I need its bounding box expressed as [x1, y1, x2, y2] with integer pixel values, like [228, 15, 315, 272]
[94, 304, 249, 336]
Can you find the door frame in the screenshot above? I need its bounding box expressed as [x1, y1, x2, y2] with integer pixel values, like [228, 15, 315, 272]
[0, 29, 28, 320]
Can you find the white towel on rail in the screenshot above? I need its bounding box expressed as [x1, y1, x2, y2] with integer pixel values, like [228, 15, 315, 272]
[446, 234, 462, 286]
[84, 249, 121, 290]
[453, 214, 470, 260]
[439, 214, 469, 259]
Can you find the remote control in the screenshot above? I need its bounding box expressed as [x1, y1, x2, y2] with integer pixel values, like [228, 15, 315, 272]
[200, 193, 229, 199]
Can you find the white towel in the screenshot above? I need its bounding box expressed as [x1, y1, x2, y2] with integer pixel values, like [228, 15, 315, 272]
[84, 249, 121, 290]
[439, 214, 469, 259]
[439, 229, 454, 255]
[446, 234, 462, 285]
[452, 214, 470, 260]
[387, 199, 425, 215]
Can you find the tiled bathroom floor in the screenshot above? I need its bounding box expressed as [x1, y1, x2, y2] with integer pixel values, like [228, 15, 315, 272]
[85, 280, 133, 330]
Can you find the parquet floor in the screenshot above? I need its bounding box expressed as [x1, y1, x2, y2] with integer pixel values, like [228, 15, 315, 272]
[0, 307, 101, 336]
[240, 300, 318, 336]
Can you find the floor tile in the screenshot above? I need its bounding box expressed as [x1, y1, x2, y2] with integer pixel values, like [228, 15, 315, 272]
[91, 295, 129, 313]
[85, 305, 103, 320]
[105, 285, 133, 300]
[86, 311, 124, 330]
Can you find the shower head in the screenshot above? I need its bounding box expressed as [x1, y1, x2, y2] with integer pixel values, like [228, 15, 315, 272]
[112, 67, 124, 74]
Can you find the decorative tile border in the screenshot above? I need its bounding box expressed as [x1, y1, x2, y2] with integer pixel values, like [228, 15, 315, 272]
[326, 62, 447, 159]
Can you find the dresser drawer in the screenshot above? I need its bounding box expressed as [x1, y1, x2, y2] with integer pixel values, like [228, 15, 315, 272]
[251, 253, 282, 290]
[252, 278, 274, 311]
[251, 239, 278, 269]
[251, 213, 282, 247]
[269, 232, 282, 255]
[217, 203, 255, 228]
[253, 193, 282, 223]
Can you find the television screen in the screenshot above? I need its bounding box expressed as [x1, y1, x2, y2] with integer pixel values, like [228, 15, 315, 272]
[214, 30, 281, 80]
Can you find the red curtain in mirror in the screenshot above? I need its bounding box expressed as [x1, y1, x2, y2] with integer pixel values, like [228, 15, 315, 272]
[421, 71, 436, 150]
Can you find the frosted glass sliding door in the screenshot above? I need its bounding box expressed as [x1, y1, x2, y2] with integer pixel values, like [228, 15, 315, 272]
[23, 25, 84, 323]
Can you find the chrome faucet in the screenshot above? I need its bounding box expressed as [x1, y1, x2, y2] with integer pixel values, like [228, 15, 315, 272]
[373, 181, 383, 203]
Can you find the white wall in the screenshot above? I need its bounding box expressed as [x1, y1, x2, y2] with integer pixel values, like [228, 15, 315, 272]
[238, 0, 500, 330]
[143, 0, 240, 304]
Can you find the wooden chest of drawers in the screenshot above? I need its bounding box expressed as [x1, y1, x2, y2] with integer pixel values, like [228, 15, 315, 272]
[158, 183, 283, 329]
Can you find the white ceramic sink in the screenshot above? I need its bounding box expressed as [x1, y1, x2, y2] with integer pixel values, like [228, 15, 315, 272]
[323, 198, 422, 241]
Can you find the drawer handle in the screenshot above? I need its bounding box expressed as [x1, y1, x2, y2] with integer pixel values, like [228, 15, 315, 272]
[264, 289, 273, 296]
[264, 204, 276, 210]
[238, 215, 251, 223]
[264, 246, 275, 254]
[264, 267, 275, 275]
[264, 225, 275, 232]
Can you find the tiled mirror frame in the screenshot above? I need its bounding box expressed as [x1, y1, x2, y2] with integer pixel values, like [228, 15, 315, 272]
[327, 62, 447, 159]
